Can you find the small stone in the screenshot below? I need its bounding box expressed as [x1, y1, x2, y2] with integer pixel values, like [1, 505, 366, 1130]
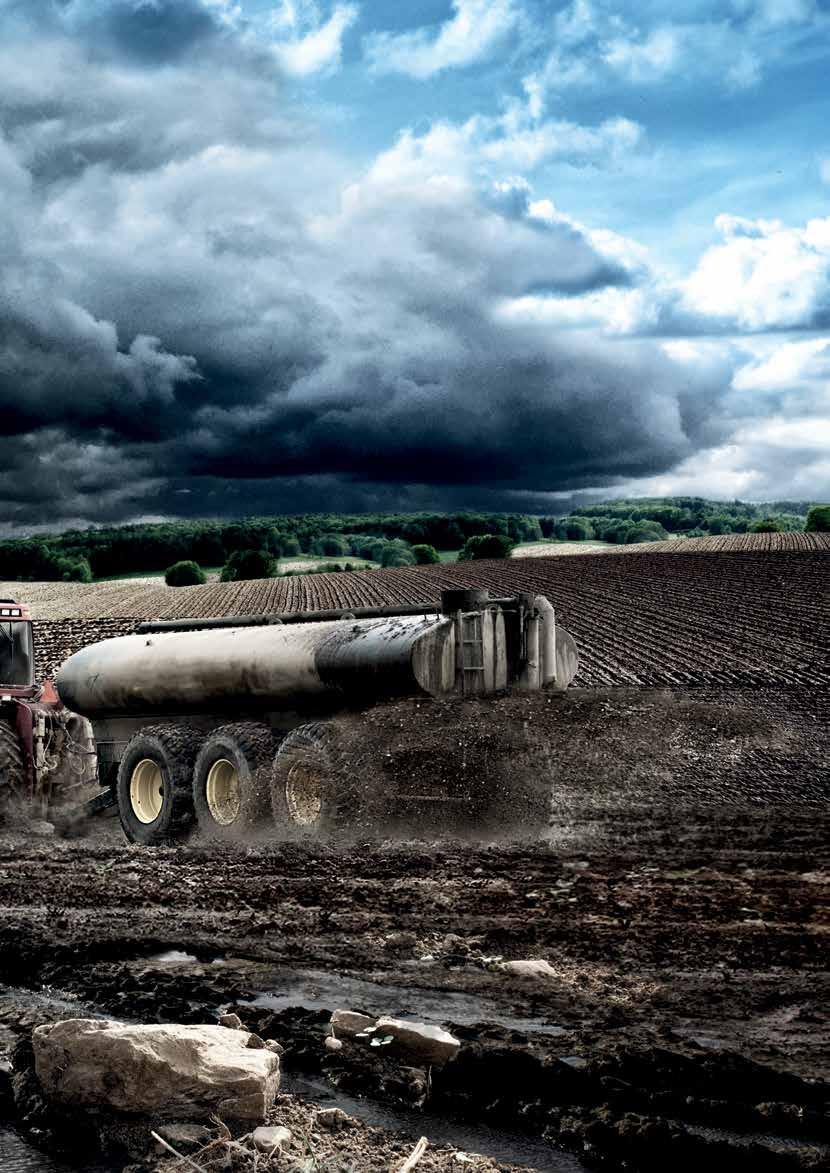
[315, 1107, 354, 1131]
[265, 1040, 284, 1055]
[330, 1009, 375, 1037]
[558, 1055, 588, 1070]
[29, 821, 55, 838]
[246, 1033, 267, 1049]
[324, 1036, 344, 1052]
[499, 959, 558, 980]
[253, 1124, 292, 1153]
[218, 1013, 244, 1030]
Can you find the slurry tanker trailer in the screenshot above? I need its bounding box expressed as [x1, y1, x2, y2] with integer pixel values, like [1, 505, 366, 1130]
[39, 589, 577, 845]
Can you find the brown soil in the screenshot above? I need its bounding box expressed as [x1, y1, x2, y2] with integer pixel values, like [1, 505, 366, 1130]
[0, 687, 826, 1171]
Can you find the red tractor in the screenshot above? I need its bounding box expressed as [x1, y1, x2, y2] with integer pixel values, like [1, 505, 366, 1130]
[0, 599, 93, 819]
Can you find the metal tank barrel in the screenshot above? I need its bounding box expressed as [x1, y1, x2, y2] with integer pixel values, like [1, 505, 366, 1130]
[55, 612, 457, 718]
[55, 593, 579, 719]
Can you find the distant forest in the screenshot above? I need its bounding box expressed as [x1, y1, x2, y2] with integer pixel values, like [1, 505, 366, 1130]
[0, 498, 816, 582]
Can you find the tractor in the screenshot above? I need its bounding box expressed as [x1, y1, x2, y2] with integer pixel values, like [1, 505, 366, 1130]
[0, 599, 93, 819]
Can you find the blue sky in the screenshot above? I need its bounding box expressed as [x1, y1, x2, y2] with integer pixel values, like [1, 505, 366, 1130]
[0, 0, 828, 526]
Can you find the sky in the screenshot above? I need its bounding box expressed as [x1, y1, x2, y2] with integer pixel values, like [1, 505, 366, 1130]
[0, 0, 829, 530]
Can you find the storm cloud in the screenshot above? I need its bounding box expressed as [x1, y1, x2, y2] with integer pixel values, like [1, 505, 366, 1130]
[0, 0, 821, 526]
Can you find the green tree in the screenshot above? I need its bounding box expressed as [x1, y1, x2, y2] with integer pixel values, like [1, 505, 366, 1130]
[624, 523, 667, 544]
[411, 543, 440, 564]
[458, 533, 515, 561]
[220, 548, 276, 582]
[312, 533, 350, 557]
[556, 516, 595, 541]
[805, 505, 830, 532]
[749, 519, 782, 533]
[165, 560, 207, 587]
[381, 540, 415, 567]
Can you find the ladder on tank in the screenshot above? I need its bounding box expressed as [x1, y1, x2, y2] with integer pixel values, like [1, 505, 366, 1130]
[459, 611, 485, 694]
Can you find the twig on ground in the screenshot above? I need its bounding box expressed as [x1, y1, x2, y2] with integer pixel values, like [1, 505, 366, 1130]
[395, 1136, 429, 1172]
[150, 1130, 207, 1173]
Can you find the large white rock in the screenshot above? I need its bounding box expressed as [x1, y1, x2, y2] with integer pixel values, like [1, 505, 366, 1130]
[33, 1019, 280, 1121]
[375, 1017, 460, 1066]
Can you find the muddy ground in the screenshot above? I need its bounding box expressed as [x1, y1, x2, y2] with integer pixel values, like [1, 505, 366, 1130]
[0, 688, 826, 1171]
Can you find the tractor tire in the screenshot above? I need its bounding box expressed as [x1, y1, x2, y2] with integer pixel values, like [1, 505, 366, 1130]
[192, 722, 275, 840]
[0, 717, 26, 819]
[116, 724, 200, 846]
[270, 722, 361, 839]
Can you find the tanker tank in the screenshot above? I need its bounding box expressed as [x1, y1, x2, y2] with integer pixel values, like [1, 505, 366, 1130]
[56, 612, 461, 718]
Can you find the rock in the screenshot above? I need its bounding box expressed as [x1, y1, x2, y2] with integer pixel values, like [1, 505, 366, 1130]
[374, 1017, 460, 1066]
[253, 1124, 292, 1153]
[219, 1012, 244, 1030]
[246, 1033, 267, 1049]
[29, 820, 55, 838]
[558, 1055, 588, 1071]
[324, 1036, 344, 1052]
[265, 1040, 284, 1055]
[330, 1009, 375, 1037]
[315, 1107, 355, 1131]
[33, 1019, 280, 1121]
[499, 959, 558, 980]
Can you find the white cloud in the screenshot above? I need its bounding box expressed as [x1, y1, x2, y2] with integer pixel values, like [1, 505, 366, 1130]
[528, 0, 826, 101]
[364, 0, 517, 80]
[732, 337, 830, 389]
[682, 214, 830, 331]
[602, 27, 678, 83]
[738, 0, 818, 29]
[270, 1, 357, 76]
[478, 114, 641, 169]
[618, 426, 830, 501]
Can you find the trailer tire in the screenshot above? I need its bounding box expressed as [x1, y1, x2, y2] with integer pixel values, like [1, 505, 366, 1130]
[270, 722, 357, 838]
[0, 717, 26, 818]
[116, 725, 200, 846]
[192, 722, 274, 839]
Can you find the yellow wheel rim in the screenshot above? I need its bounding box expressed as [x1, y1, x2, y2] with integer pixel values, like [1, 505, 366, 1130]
[285, 760, 323, 826]
[130, 759, 164, 824]
[206, 758, 241, 826]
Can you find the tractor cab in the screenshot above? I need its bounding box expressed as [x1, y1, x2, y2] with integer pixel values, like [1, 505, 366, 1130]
[0, 601, 36, 695]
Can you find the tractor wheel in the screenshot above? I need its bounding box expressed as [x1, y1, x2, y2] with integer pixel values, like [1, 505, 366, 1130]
[270, 722, 358, 838]
[116, 725, 200, 846]
[0, 717, 26, 818]
[192, 722, 274, 840]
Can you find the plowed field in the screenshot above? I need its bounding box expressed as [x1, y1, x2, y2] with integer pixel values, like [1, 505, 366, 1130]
[30, 545, 830, 689]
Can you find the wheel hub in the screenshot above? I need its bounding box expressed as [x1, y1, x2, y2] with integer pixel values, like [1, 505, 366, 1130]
[285, 760, 324, 826]
[206, 758, 241, 826]
[130, 758, 163, 824]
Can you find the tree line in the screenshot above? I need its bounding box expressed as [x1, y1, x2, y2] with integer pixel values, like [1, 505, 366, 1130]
[0, 500, 824, 582]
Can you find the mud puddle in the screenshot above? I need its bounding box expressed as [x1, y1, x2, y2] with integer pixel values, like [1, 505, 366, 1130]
[0, 1129, 112, 1173]
[237, 968, 568, 1038]
[282, 1073, 587, 1172]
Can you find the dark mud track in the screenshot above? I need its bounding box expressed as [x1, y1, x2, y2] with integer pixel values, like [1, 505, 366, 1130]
[0, 688, 827, 1170]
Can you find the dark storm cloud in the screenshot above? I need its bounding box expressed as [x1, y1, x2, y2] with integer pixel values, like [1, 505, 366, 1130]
[0, 0, 745, 526]
[72, 0, 222, 63]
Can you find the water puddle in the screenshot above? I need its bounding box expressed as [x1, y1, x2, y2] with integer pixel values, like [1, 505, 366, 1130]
[283, 1073, 587, 1172]
[239, 968, 568, 1037]
[685, 1121, 829, 1155]
[147, 950, 200, 967]
[0, 1129, 112, 1173]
